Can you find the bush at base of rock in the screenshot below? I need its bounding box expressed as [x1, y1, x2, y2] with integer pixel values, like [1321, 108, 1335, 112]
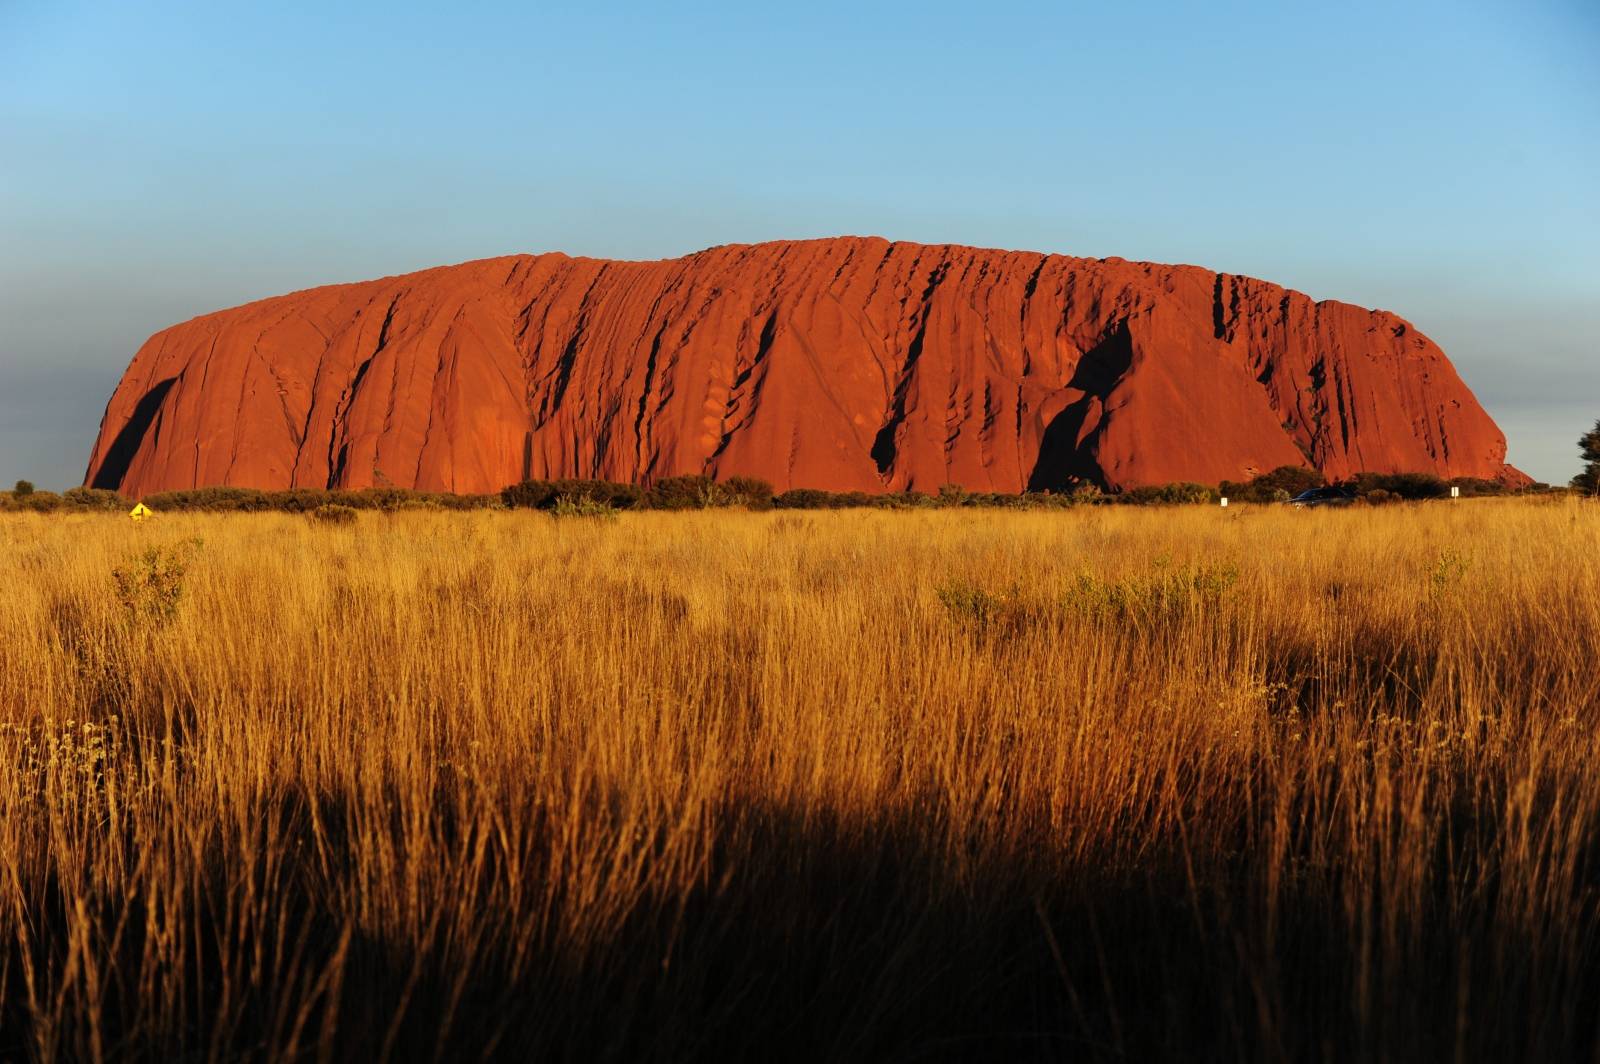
[62, 487, 131, 511]
[1220, 466, 1324, 504]
[142, 486, 502, 513]
[9, 467, 1549, 519]
[502, 479, 642, 511]
[2, 491, 60, 513]
[551, 495, 619, 521]
[1116, 483, 1218, 506]
[1350, 473, 1448, 500]
[644, 475, 775, 510]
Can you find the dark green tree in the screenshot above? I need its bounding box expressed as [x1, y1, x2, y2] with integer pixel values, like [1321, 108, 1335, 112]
[1574, 420, 1600, 495]
[13, 479, 34, 497]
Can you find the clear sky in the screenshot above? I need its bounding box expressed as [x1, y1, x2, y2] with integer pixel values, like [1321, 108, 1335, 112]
[2, 0, 1595, 489]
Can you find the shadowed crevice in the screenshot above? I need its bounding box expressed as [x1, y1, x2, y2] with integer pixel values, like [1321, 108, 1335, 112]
[1026, 322, 1134, 491]
[538, 267, 609, 428]
[870, 262, 950, 476]
[711, 306, 779, 462]
[90, 377, 177, 490]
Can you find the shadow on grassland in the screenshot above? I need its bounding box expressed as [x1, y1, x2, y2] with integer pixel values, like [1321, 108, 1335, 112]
[6, 781, 1599, 1063]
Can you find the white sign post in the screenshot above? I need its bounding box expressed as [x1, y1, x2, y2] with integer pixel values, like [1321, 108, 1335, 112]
[1220, 497, 1229, 508]
[1450, 486, 1460, 499]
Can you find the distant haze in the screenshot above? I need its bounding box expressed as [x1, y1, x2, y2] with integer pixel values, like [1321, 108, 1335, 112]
[2, 0, 1595, 489]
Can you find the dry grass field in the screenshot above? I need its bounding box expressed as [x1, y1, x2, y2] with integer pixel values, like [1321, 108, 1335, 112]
[2, 499, 1598, 1061]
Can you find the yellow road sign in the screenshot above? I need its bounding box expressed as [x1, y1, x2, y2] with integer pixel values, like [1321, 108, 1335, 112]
[129, 502, 153, 522]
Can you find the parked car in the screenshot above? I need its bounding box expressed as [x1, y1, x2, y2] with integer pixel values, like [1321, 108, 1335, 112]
[1289, 486, 1357, 508]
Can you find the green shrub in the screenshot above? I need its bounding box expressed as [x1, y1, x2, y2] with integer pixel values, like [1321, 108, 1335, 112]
[639, 475, 774, 510]
[344, 488, 412, 512]
[131, 486, 503, 513]
[976, 491, 1045, 509]
[1069, 484, 1104, 505]
[1258, 465, 1324, 496]
[646, 475, 723, 510]
[62, 487, 129, 511]
[1064, 561, 1240, 621]
[265, 489, 335, 513]
[1013, 491, 1083, 509]
[13, 480, 34, 497]
[936, 579, 1009, 630]
[774, 488, 836, 510]
[501, 481, 557, 509]
[428, 492, 503, 511]
[721, 476, 775, 510]
[502, 479, 641, 511]
[934, 579, 1045, 636]
[1352, 472, 1447, 500]
[1429, 547, 1470, 597]
[551, 494, 619, 521]
[1221, 466, 1323, 504]
[1118, 482, 1217, 506]
[6, 490, 62, 513]
[775, 486, 1101, 510]
[144, 487, 272, 512]
[112, 544, 197, 627]
[773, 488, 849, 509]
[311, 503, 358, 525]
[937, 563, 1240, 637]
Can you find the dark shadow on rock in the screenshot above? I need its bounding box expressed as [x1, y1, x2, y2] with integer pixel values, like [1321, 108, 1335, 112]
[1027, 323, 1134, 492]
[90, 377, 177, 490]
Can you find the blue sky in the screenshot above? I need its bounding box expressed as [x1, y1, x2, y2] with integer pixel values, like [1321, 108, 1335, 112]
[2, 0, 1595, 488]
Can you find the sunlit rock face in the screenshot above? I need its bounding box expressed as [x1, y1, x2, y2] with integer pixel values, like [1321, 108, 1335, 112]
[86, 237, 1520, 496]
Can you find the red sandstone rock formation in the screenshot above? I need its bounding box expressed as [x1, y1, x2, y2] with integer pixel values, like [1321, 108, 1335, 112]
[85, 237, 1522, 497]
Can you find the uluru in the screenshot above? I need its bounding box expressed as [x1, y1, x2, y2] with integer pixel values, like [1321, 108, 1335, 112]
[84, 237, 1521, 497]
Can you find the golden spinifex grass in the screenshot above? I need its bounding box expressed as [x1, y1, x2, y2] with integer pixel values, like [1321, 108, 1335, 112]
[1, 500, 1598, 1061]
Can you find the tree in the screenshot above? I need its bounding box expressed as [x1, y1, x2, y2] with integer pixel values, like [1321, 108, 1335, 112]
[1254, 465, 1324, 497]
[12, 480, 33, 497]
[1575, 421, 1600, 496]
[1218, 466, 1323, 504]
